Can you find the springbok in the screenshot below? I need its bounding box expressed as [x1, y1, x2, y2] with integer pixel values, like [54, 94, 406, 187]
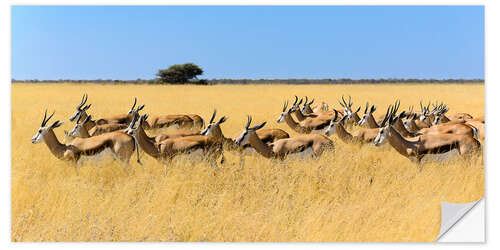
[324, 108, 393, 144]
[142, 113, 195, 130]
[374, 112, 481, 162]
[200, 110, 290, 150]
[358, 102, 380, 128]
[291, 96, 339, 122]
[290, 96, 320, 121]
[32, 110, 137, 164]
[301, 96, 342, 118]
[235, 116, 334, 160]
[277, 100, 337, 134]
[68, 114, 128, 137]
[69, 94, 142, 126]
[338, 95, 361, 125]
[124, 114, 224, 175]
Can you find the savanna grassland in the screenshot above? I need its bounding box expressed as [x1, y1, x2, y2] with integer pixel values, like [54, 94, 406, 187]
[12, 83, 484, 242]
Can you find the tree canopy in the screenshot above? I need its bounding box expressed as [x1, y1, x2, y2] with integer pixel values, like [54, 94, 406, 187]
[156, 63, 203, 84]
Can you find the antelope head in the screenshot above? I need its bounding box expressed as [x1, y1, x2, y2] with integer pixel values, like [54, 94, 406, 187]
[300, 96, 315, 114]
[69, 94, 91, 122]
[358, 102, 377, 126]
[124, 113, 146, 137]
[68, 114, 92, 137]
[200, 109, 228, 136]
[432, 104, 449, 125]
[404, 113, 418, 129]
[235, 116, 267, 146]
[290, 96, 304, 113]
[374, 105, 396, 146]
[419, 101, 431, 121]
[276, 100, 292, 123]
[339, 95, 360, 121]
[32, 110, 64, 144]
[323, 110, 343, 136]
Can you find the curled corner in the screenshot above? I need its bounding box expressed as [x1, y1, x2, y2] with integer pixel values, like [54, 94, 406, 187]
[436, 197, 484, 241]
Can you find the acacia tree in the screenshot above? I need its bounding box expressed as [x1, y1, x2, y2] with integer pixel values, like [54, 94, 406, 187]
[156, 63, 204, 84]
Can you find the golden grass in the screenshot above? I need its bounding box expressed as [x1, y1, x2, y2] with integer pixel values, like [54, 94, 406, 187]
[11, 83, 484, 242]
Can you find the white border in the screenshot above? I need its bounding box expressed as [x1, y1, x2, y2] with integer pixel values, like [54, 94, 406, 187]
[3, 1, 497, 249]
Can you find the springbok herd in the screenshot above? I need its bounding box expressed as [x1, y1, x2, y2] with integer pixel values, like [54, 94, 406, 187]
[31, 94, 484, 174]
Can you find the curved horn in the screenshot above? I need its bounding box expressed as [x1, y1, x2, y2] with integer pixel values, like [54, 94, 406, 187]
[76, 93, 87, 109]
[297, 97, 303, 106]
[304, 96, 309, 105]
[348, 95, 353, 107]
[41, 109, 48, 126]
[393, 100, 400, 115]
[43, 110, 55, 126]
[381, 105, 392, 127]
[364, 102, 368, 114]
[342, 95, 347, 107]
[246, 115, 252, 129]
[130, 97, 137, 111]
[283, 100, 289, 112]
[293, 95, 298, 106]
[209, 109, 217, 124]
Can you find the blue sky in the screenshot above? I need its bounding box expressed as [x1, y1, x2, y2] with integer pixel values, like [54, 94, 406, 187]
[11, 6, 484, 80]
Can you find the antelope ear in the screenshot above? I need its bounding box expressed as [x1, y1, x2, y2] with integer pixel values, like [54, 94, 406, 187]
[250, 121, 266, 131]
[83, 115, 92, 124]
[82, 104, 92, 111]
[50, 120, 64, 128]
[371, 105, 377, 112]
[217, 116, 228, 124]
[354, 106, 361, 113]
[137, 104, 145, 111]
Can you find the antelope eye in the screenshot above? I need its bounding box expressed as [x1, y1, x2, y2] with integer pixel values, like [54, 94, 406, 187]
[38, 129, 42, 133]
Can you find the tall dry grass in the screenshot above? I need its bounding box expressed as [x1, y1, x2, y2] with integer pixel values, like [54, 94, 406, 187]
[12, 83, 484, 241]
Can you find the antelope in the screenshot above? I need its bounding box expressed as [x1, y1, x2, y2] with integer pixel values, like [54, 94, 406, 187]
[68, 114, 128, 137]
[124, 114, 224, 175]
[301, 96, 342, 118]
[69, 94, 141, 126]
[234, 116, 334, 160]
[338, 95, 361, 125]
[200, 110, 290, 150]
[358, 102, 380, 128]
[291, 96, 320, 121]
[291, 96, 339, 122]
[277, 100, 337, 134]
[143, 113, 195, 130]
[415, 101, 433, 128]
[32, 110, 138, 164]
[324, 107, 394, 144]
[374, 112, 481, 162]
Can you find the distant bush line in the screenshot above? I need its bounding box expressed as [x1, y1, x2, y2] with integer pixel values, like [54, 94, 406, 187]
[11, 78, 484, 85]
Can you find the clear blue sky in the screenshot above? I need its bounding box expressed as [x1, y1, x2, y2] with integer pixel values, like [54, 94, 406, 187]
[12, 6, 484, 80]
